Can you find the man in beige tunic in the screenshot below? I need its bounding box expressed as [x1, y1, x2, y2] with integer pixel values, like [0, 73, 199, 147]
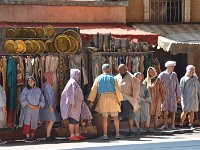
[88, 64, 123, 140]
[116, 64, 140, 135]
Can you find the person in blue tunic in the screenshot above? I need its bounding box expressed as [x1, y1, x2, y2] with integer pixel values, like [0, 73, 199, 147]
[40, 72, 56, 141]
[19, 76, 45, 143]
[180, 65, 200, 129]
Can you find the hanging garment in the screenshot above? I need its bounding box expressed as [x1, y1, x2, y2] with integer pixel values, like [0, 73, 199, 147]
[92, 55, 102, 82]
[25, 57, 33, 81]
[6, 57, 17, 127]
[127, 56, 132, 72]
[0, 58, 7, 89]
[132, 56, 140, 74]
[38, 56, 46, 86]
[34, 57, 40, 87]
[139, 56, 144, 74]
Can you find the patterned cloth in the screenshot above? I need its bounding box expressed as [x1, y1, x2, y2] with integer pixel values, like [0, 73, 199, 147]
[159, 71, 181, 112]
[180, 75, 200, 112]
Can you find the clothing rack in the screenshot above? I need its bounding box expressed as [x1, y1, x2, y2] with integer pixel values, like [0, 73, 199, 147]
[90, 51, 154, 56]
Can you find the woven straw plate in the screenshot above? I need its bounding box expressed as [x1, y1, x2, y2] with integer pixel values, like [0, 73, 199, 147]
[3, 40, 17, 54]
[15, 40, 26, 53]
[45, 25, 56, 38]
[30, 40, 40, 54]
[54, 34, 71, 53]
[25, 40, 34, 53]
[6, 29, 16, 38]
[36, 27, 45, 38]
[37, 40, 46, 53]
[29, 29, 37, 38]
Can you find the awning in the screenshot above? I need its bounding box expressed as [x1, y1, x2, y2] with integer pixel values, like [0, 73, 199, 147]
[133, 24, 200, 55]
[0, 22, 159, 45]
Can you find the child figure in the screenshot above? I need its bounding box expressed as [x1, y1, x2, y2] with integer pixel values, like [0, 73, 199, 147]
[133, 72, 151, 134]
[0, 85, 7, 144]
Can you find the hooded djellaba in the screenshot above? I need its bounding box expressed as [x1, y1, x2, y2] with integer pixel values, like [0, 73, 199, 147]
[60, 69, 92, 123]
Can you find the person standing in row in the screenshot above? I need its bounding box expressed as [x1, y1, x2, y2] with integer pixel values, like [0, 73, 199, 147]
[40, 72, 56, 141]
[20, 76, 45, 142]
[159, 61, 181, 130]
[180, 65, 200, 129]
[60, 69, 86, 141]
[88, 64, 123, 140]
[134, 72, 151, 133]
[143, 67, 166, 130]
[115, 64, 140, 136]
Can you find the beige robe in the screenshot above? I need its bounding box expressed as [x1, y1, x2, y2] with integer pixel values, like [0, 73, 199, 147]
[116, 72, 140, 112]
[144, 78, 167, 116]
[88, 77, 123, 113]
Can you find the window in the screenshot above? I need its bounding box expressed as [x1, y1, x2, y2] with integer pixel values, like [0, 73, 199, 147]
[150, 0, 185, 23]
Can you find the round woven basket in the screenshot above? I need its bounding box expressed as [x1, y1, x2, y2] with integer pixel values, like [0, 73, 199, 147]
[21, 29, 29, 38]
[68, 35, 79, 54]
[15, 40, 26, 53]
[6, 29, 16, 38]
[29, 29, 37, 38]
[35, 27, 45, 38]
[30, 40, 40, 54]
[45, 25, 56, 38]
[25, 40, 34, 53]
[54, 34, 71, 53]
[3, 40, 17, 54]
[64, 29, 82, 52]
[15, 28, 22, 38]
[37, 40, 46, 53]
[45, 40, 52, 53]
[49, 41, 57, 53]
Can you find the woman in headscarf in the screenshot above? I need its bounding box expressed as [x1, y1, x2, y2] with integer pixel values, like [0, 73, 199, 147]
[60, 69, 89, 141]
[19, 76, 45, 143]
[143, 67, 166, 130]
[180, 65, 200, 129]
[40, 72, 56, 141]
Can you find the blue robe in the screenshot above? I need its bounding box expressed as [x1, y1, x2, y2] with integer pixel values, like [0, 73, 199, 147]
[19, 87, 45, 129]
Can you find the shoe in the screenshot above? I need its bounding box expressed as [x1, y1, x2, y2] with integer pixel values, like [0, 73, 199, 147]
[171, 126, 176, 130]
[179, 124, 183, 129]
[115, 134, 123, 140]
[100, 135, 109, 140]
[46, 136, 55, 141]
[136, 128, 140, 135]
[146, 128, 156, 133]
[0, 140, 7, 144]
[77, 135, 87, 140]
[126, 131, 133, 137]
[69, 136, 81, 141]
[188, 124, 195, 129]
[25, 138, 35, 143]
[159, 125, 168, 130]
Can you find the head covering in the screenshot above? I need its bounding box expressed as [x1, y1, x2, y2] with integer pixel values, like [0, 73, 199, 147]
[133, 72, 142, 78]
[43, 72, 54, 86]
[102, 64, 110, 71]
[145, 67, 157, 88]
[70, 69, 81, 81]
[185, 65, 196, 77]
[165, 61, 176, 68]
[26, 76, 36, 88]
[186, 65, 195, 72]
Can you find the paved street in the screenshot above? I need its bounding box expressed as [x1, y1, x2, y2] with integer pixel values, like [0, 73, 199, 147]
[1, 131, 200, 150]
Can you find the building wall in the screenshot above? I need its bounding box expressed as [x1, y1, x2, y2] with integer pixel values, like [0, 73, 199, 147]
[190, 0, 200, 22]
[0, 5, 126, 23]
[126, 0, 144, 22]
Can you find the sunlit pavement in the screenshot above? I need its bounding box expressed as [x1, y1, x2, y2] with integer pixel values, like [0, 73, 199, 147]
[1, 131, 200, 150]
